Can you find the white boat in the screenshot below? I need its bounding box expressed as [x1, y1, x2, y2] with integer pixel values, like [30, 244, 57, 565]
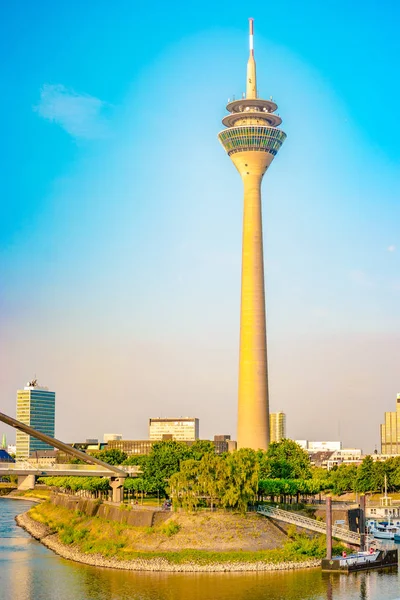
[370, 522, 399, 540]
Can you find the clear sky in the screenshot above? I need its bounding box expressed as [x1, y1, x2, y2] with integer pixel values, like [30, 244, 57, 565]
[1, 0, 399, 452]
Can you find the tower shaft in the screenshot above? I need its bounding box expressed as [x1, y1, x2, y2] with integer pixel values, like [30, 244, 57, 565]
[231, 150, 273, 449]
[238, 172, 269, 449]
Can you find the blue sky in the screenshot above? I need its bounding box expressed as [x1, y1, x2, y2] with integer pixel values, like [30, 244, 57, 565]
[1, 0, 399, 451]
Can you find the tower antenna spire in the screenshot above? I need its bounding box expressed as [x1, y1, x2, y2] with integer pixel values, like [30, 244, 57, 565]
[246, 18, 257, 99]
[249, 17, 254, 56]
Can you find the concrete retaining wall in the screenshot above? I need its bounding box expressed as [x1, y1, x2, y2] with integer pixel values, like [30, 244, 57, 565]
[50, 493, 171, 527]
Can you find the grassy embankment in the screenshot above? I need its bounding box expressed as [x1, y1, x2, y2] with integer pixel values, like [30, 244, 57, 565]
[28, 501, 344, 565]
[10, 488, 52, 501]
[0, 483, 16, 496]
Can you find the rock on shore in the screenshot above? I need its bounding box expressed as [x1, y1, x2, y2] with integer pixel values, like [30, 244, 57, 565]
[16, 511, 320, 573]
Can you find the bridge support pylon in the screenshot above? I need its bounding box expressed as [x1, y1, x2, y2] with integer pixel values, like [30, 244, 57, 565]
[110, 477, 124, 503]
[18, 474, 36, 491]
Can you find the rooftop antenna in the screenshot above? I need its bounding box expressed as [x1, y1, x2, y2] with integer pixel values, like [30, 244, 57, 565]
[246, 18, 257, 99]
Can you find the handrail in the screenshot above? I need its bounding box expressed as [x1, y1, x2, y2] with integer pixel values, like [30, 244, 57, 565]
[0, 411, 126, 477]
[257, 505, 360, 545]
[0, 463, 141, 474]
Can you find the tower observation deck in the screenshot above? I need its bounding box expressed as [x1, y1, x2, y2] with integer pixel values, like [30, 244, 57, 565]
[218, 19, 286, 450]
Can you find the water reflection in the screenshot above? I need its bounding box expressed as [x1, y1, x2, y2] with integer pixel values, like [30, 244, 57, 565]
[1, 499, 400, 600]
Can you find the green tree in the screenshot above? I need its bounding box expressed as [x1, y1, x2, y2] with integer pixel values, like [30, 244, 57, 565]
[197, 452, 228, 509]
[356, 456, 374, 492]
[95, 449, 128, 465]
[189, 440, 215, 461]
[142, 441, 192, 497]
[266, 439, 311, 480]
[329, 464, 358, 495]
[221, 448, 260, 513]
[168, 459, 202, 511]
[123, 454, 148, 468]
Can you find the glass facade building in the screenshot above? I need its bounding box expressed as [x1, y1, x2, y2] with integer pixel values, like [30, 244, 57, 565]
[149, 418, 199, 441]
[16, 384, 55, 460]
[269, 412, 286, 443]
[381, 394, 400, 454]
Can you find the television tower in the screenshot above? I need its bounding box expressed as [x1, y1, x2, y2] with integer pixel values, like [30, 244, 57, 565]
[218, 19, 286, 449]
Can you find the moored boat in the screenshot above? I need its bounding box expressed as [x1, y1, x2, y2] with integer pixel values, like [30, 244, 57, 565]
[370, 522, 399, 540]
[321, 548, 398, 572]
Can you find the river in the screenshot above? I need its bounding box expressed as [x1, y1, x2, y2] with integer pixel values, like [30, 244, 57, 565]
[1, 498, 400, 600]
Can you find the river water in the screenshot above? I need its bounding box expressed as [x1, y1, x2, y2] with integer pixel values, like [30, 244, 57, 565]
[1, 498, 400, 600]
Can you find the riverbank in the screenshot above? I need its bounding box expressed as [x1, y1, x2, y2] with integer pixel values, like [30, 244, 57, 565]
[15, 502, 327, 573]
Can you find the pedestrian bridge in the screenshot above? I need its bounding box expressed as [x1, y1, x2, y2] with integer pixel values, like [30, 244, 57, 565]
[0, 462, 141, 478]
[257, 505, 361, 546]
[0, 410, 132, 501]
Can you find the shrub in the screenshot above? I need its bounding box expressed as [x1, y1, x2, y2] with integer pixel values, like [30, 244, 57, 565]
[286, 524, 297, 539]
[162, 521, 181, 537]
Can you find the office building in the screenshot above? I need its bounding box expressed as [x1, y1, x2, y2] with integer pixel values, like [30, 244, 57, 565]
[381, 393, 400, 454]
[214, 435, 231, 454]
[108, 439, 156, 456]
[28, 450, 57, 467]
[294, 440, 342, 452]
[149, 417, 199, 441]
[307, 441, 342, 452]
[16, 379, 55, 460]
[7, 444, 16, 456]
[269, 412, 286, 443]
[218, 20, 286, 449]
[107, 438, 235, 457]
[295, 440, 308, 450]
[0, 449, 14, 463]
[326, 448, 363, 470]
[103, 433, 123, 443]
[56, 440, 106, 463]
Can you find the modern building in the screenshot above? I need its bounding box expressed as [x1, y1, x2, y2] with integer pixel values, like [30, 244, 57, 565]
[218, 19, 286, 450]
[103, 433, 123, 443]
[304, 441, 342, 453]
[295, 440, 344, 453]
[309, 448, 363, 470]
[7, 444, 16, 456]
[16, 379, 55, 460]
[28, 450, 58, 467]
[214, 435, 232, 454]
[295, 440, 308, 450]
[108, 439, 156, 456]
[269, 412, 286, 443]
[107, 438, 236, 457]
[149, 418, 199, 441]
[326, 448, 363, 470]
[0, 449, 15, 463]
[380, 394, 400, 454]
[56, 441, 106, 463]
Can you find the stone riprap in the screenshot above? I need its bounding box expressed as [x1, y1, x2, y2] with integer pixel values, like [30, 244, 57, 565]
[16, 511, 320, 573]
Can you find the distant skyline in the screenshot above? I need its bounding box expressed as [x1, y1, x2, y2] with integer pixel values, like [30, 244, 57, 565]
[1, 1, 400, 452]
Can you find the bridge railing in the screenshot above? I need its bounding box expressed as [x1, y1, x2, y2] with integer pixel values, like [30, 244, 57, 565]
[257, 505, 360, 545]
[0, 463, 141, 475]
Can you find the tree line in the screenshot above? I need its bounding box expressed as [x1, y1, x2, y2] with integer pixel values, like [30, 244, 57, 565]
[40, 440, 400, 512]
